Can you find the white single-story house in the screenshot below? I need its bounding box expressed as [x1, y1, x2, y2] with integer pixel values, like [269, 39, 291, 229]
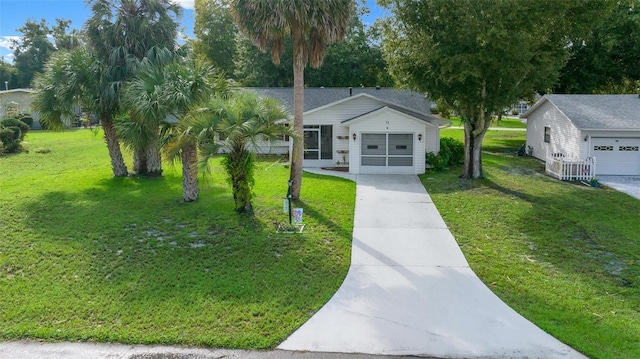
[0, 89, 43, 128]
[252, 87, 450, 175]
[522, 94, 640, 176]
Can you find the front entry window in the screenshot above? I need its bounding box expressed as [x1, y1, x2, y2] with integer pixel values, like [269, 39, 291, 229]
[304, 125, 332, 160]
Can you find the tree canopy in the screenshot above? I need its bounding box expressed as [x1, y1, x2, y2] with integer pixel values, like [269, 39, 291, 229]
[234, 13, 394, 87]
[194, 0, 390, 87]
[380, 0, 604, 179]
[10, 19, 81, 88]
[555, 0, 640, 94]
[193, 0, 237, 76]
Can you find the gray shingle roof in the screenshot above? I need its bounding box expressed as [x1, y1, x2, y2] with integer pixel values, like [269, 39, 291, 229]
[249, 87, 434, 114]
[527, 94, 640, 130]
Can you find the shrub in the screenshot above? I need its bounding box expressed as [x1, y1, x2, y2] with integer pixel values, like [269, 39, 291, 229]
[0, 127, 22, 153]
[441, 137, 464, 165]
[426, 151, 447, 171]
[426, 137, 465, 172]
[1, 118, 30, 140]
[18, 114, 34, 128]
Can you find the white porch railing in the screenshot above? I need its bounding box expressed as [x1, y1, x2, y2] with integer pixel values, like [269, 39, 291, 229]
[545, 154, 596, 181]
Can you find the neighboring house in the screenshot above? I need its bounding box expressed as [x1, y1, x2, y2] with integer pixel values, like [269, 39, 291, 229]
[252, 87, 450, 175]
[522, 94, 640, 176]
[0, 88, 87, 129]
[0, 89, 42, 128]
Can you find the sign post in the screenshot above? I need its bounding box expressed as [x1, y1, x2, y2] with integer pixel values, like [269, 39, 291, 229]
[286, 180, 293, 224]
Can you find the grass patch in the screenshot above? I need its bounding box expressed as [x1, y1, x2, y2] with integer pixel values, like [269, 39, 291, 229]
[447, 116, 526, 128]
[0, 130, 355, 349]
[423, 130, 640, 359]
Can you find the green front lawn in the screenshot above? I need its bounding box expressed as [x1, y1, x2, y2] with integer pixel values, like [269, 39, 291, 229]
[0, 130, 355, 348]
[425, 130, 640, 359]
[447, 116, 527, 128]
[3, 129, 638, 358]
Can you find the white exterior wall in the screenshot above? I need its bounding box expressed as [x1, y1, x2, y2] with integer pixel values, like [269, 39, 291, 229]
[348, 107, 430, 174]
[525, 101, 582, 160]
[303, 95, 402, 168]
[267, 94, 441, 171]
[424, 125, 439, 154]
[252, 140, 290, 155]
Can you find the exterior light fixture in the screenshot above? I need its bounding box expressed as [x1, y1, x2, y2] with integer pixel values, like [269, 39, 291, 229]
[352, 133, 357, 141]
[418, 133, 423, 141]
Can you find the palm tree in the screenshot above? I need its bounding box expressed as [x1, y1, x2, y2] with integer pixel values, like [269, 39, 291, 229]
[86, 0, 181, 176]
[124, 49, 228, 200]
[185, 90, 292, 212]
[165, 60, 228, 202]
[117, 47, 176, 176]
[32, 47, 129, 177]
[229, 0, 355, 199]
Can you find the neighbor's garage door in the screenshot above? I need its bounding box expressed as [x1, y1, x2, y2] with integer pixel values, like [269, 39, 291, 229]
[592, 137, 640, 175]
[360, 133, 414, 174]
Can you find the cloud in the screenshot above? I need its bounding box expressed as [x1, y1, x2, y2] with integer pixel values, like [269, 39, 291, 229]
[2, 53, 15, 65]
[173, 0, 194, 9]
[0, 36, 20, 51]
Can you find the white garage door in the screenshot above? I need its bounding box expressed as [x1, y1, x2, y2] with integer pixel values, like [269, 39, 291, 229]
[591, 137, 640, 175]
[360, 133, 414, 174]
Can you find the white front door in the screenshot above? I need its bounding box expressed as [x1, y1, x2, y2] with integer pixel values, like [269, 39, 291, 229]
[360, 133, 414, 174]
[591, 137, 640, 175]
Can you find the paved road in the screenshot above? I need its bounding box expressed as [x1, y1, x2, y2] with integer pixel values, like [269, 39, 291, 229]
[0, 341, 425, 359]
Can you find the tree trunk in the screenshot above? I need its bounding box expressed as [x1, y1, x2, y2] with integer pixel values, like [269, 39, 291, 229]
[461, 111, 492, 179]
[146, 142, 163, 176]
[133, 148, 148, 175]
[101, 116, 128, 177]
[181, 143, 199, 202]
[289, 23, 305, 200]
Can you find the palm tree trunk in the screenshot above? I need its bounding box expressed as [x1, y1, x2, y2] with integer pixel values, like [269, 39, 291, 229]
[289, 24, 305, 199]
[101, 116, 128, 177]
[146, 142, 163, 176]
[133, 148, 148, 175]
[181, 143, 199, 202]
[225, 149, 254, 213]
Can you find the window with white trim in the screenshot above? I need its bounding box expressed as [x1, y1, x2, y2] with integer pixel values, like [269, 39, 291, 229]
[543, 127, 550, 143]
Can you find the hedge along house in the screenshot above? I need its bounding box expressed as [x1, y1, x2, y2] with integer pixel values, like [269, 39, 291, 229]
[522, 94, 640, 176]
[251, 87, 450, 175]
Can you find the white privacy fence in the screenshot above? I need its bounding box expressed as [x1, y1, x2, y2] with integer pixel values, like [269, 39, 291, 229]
[546, 154, 596, 181]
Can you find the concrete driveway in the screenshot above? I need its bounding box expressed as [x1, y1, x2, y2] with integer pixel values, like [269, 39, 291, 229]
[280, 173, 586, 358]
[598, 176, 640, 199]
